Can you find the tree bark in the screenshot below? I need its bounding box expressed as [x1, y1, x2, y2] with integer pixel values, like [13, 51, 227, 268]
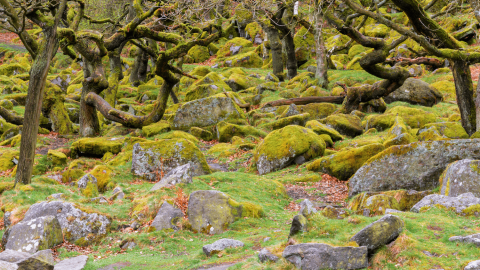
[282, 32, 298, 79]
[315, 25, 329, 88]
[263, 26, 285, 81]
[16, 1, 66, 185]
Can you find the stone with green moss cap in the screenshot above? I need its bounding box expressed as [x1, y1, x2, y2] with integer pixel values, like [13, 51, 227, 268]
[187, 190, 242, 234]
[350, 214, 404, 254]
[307, 143, 384, 180]
[306, 120, 344, 141]
[439, 159, 480, 197]
[349, 140, 480, 197]
[21, 201, 110, 246]
[216, 121, 267, 142]
[3, 215, 63, 254]
[47, 150, 67, 166]
[254, 125, 326, 175]
[171, 97, 245, 131]
[71, 137, 124, 157]
[185, 45, 210, 63]
[320, 113, 363, 137]
[142, 121, 170, 137]
[131, 138, 210, 181]
[422, 122, 469, 139]
[384, 78, 443, 106]
[283, 243, 368, 269]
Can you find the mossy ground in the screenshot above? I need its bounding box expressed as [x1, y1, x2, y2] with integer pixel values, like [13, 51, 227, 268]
[0, 39, 478, 270]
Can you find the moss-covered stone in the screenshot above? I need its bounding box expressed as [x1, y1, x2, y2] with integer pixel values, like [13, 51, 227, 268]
[365, 24, 390, 38]
[190, 127, 213, 141]
[62, 169, 84, 183]
[254, 125, 326, 175]
[90, 165, 113, 192]
[0, 150, 19, 171]
[216, 121, 267, 142]
[47, 149, 67, 166]
[422, 122, 468, 139]
[156, 130, 199, 145]
[0, 63, 28, 76]
[321, 206, 349, 219]
[71, 138, 124, 157]
[217, 37, 253, 58]
[307, 143, 384, 180]
[320, 114, 363, 137]
[306, 120, 344, 141]
[263, 113, 310, 130]
[142, 121, 171, 137]
[216, 51, 263, 68]
[207, 143, 238, 159]
[186, 45, 210, 63]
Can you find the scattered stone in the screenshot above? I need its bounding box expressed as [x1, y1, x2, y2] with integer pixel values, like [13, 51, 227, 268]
[150, 163, 194, 191]
[130, 221, 140, 230]
[4, 212, 11, 228]
[254, 125, 326, 175]
[21, 201, 111, 246]
[131, 138, 211, 181]
[411, 192, 480, 215]
[202, 238, 244, 256]
[384, 78, 443, 106]
[350, 214, 404, 254]
[320, 113, 363, 137]
[120, 241, 137, 250]
[0, 249, 31, 263]
[299, 199, 317, 217]
[349, 140, 480, 197]
[16, 249, 55, 270]
[439, 159, 480, 197]
[449, 233, 480, 246]
[321, 205, 349, 219]
[279, 104, 300, 118]
[258, 248, 279, 263]
[0, 261, 17, 270]
[263, 237, 271, 242]
[54, 255, 88, 270]
[465, 260, 480, 270]
[151, 201, 183, 231]
[289, 214, 307, 237]
[109, 187, 124, 201]
[188, 190, 242, 234]
[3, 216, 63, 254]
[385, 209, 403, 214]
[282, 243, 368, 270]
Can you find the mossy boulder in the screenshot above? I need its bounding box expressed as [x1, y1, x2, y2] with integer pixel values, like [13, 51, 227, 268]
[47, 150, 67, 166]
[225, 73, 249, 92]
[207, 143, 238, 159]
[349, 139, 480, 197]
[263, 113, 310, 130]
[216, 51, 263, 68]
[307, 143, 385, 181]
[417, 126, 448, 141]
[430, 80, 456, 102]
[321, 206, 349, 219]
[142, 121, 171, 137]
[384, 78, 443, 106]
[216, 121, 267, 142]
[156, 130, 199, 145]
[190, 66, 211, 77]
[320, 113, 363, 137]
[188, 190, 243, 234]
[62, 169, 84, 183]
[361, 194, 400, 216]
[348, 44, 370, 58]
[254, 125, 326, 175]
[0, 150, 19, 171]
[383, 116, 416, 148]
[190, 127, 214, 141]
[422, 122, 469, 139]
[216, 37, 253, 58]
[185, 72, 232, 101]
[439, 159, 480, 197]
[90, 165, 113, 192]
[306, 120, 344, 141]
[131, 138, 211, 181]
[0, 63, 28, 76]
[186, 45, 210, 63]
[365, 106, 436, 130]
[71, 138, 124, 157]
[364, 24, 390, 38]
[301, 86, 331, 97]
[171, 97, 246, 130]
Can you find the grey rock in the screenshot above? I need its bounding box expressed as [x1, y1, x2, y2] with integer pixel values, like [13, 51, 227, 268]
[440, 159, 480, 197]
[202, 238, 244, 256]
[384, 78, 442, 106]
[282, 243, 368, 270]
[349, 140, 480, 197]
[411, 192, 480, 214]
[120, 241, 136, 249]
[289, 215, 307, 237]
[299, 199, 317, 217]
[211, 64, 219, 69]
[465, 260, 480, 270]
[258, 248, 278, 263]
[263, 237, 271, 242]
[54, 255, 88, 270]
[3, 216, 63, 254]
[280, 104, 300, 118]
[294, 155, 306, 165]
[0, 261, 18, 270]
[350, 214, 404, 254]
[16, 249, 54, 270]
[109, 187, 124, 200]
[229, 45, 242, 56]
[449, 233, 480, 246]
[77, 174, 97, 190]
[130, 221, 140, 230]
[150, 163, 194, 191]
[49, 194, 65, 200]
[265, 73, 279, 83]
[0, 250, 31, 263]
[21, 201, 110, 244]
[131, 139, 210, 182]
[151, 201, 183, 231]
[188, 190, 242, 234]
[170, 97, 246, 130]
[385, 209, 403, 214]
[4, 212, 11, 228]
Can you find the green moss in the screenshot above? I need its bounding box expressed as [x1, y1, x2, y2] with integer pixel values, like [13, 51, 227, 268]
[216, 37, 253, 58]
[156, 130, 199, 145]
[47, 149, 67, 166]
[142, 121, 171, 137]
[306, 120, 344, 141]
[71, 138, 124, 157]
[262, 113, 310, 131]
[62, 169, 84, 183]
[0, 150, 19, 171]
[82, 182, 99, 198]
[207, 143, 238, 159]
[186, 45, 210, 64]
[90, 165, 113, 192]
[0, 63, 27, 76]
[422, 122, 468, 139]
[217, 121, 267, 142]
[190, 127, 213, 141]
[216, 51, 263, 69]
[364, 24, 390, 37]
[307, 143, 385, 180]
